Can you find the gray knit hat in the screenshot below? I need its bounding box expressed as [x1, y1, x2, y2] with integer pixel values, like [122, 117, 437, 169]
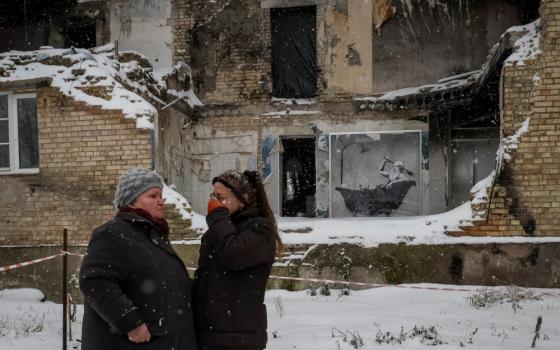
[113, 168, 163, 209]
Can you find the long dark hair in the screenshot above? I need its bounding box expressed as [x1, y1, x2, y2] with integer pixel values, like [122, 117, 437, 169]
[213, 170, 284, 252]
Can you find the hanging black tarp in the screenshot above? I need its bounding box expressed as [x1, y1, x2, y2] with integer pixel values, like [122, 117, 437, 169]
[271, 6, 317, 99]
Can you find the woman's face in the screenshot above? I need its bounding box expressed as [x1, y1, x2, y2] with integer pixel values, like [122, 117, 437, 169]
[131, 187, 165, 219]
[211, 182, 245, 214]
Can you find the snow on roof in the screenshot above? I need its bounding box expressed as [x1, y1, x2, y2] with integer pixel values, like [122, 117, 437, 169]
[154, 62, 203, 108]
[0, 44, 203, 129]
[504, 19, 542, 66]
[356, 75, 476, 104]
[0, 44, 158, 128]
[271, 97, 317, 106]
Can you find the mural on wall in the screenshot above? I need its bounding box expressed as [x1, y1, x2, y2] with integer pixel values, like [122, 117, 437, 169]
[330, 131, 422, 217]
[262, 135, 277, 181]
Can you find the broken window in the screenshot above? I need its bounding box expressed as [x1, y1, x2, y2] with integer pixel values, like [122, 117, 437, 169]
[271, 6, 317, 98]
[0, 94, 39, 173]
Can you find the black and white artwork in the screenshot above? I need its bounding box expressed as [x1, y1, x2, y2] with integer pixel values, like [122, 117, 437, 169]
[330, 131, 421, 217]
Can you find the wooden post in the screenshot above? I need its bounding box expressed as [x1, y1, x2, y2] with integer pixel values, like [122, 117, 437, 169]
[62, 228, 68, 350]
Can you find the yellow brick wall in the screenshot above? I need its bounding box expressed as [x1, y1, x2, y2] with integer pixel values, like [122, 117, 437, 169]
[0, 88, 155, 245]
[455, 0, 560, 237]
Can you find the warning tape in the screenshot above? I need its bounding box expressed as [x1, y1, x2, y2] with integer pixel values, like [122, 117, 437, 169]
[181, 265, 475, 293]
[266, 275, 478, 292]
[3, 251, 560, 296]
[0, 251, 86, 273]
[60, 251, 85, 258]
[0, 253, 62, 272]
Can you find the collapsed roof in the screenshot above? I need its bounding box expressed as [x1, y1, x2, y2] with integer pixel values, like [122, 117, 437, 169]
[356, 19, 541, 112]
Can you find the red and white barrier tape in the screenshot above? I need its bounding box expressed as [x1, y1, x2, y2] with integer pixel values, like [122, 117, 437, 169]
[60, 251, 85, 257]
[181, 267, 473, 292]
[0, 253, 62, 272]
[3, 251, 559, 296]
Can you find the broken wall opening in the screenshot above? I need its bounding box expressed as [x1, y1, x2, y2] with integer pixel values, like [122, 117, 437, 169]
[0, 0, 105, 52]
[281, 136, 316, 217]
[59, 14, 97, 48]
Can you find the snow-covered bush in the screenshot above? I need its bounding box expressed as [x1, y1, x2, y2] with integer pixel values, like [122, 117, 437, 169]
[0, 306, 45, 339]
[374, 325, 446, 345]
[467, 285, 542, 312]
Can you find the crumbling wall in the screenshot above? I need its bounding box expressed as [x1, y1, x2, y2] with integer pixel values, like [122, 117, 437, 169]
[450, 0, 560, 237]
[169, 0, 528, 103]
[182, 0, 270, 104]
[163, 105, 429, 215]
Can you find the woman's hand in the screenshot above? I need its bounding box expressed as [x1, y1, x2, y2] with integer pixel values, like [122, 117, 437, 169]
[128, 323, 151, 343]
[207, 198, 227, 214]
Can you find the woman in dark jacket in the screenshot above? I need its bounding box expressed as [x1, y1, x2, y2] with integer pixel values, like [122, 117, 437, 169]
[193, 170, 282, 350]
[79, 167, 197, 350]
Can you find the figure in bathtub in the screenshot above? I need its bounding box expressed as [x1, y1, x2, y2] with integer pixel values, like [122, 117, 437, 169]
[336, 157, 416, 216]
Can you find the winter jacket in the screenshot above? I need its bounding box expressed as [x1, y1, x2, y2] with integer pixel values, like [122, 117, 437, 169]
[79, 211, 197, 350]
[193, 206, 277, 350]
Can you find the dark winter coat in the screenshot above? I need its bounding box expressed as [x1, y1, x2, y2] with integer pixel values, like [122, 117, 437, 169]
[79, 211, 197, 350]
[193, 206, 277, 350]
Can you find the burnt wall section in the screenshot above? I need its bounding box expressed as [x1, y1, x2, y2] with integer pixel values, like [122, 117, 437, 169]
[186, 0, 271, 103]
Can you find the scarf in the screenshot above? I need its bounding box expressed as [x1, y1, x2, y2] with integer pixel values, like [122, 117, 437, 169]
[120, 206, 170, 237]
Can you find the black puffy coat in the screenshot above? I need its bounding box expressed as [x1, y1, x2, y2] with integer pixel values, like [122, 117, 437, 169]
[79, 211, 197, 350]
[193, 206, 277, 350]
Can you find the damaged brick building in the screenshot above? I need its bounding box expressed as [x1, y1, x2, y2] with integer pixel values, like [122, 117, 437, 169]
[156, 0, 548, 225]
[1, 0, 560, 298]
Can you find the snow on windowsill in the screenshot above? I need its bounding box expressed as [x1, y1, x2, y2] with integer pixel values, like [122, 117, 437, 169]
[261, 109, 321, 116]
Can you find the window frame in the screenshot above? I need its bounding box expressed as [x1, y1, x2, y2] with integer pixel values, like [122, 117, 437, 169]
[0, 92, 39, 175]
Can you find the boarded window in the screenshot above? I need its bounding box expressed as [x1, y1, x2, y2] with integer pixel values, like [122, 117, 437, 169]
[271, 6, 317, 98]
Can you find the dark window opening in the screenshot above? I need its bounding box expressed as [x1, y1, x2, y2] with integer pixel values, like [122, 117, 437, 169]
[281, 137, 316, 217]
[60, 15, 97, 49]
[0, 0, 99, 51]
[271, 6, 317, 99]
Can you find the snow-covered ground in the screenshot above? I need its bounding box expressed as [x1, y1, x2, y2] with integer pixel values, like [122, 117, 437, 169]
[1, 286, 559, 349]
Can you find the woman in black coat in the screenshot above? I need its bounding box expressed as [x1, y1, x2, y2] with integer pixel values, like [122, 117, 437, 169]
[193, 170, 282, 350]
[79, 168, 197, 350]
